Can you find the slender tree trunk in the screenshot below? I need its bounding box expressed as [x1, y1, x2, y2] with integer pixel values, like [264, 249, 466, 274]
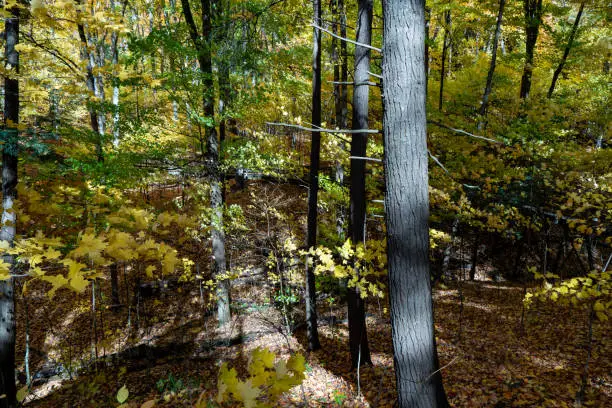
[547, 2, 585, 98]
[382, 0, 449, 406]
[439, 9, 451, 111]
[181, 0, 230, 324]
[469, 236, 479, 281]
[478, 0, 505, 128]
[75, 1, 103, 162]
[305, 0, 322, 351]
[0, 5, 19, 407]
[425, 7, 431, 98]
[519, 0, 543, 99]
[347, 0, 373, 369]
[339, 0, 348, 130]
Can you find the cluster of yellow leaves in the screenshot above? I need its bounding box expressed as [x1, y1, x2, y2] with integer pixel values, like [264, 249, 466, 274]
[216, 348, 305, 408]
[304, 239, 387, 299]
[525, 267, 611, 322]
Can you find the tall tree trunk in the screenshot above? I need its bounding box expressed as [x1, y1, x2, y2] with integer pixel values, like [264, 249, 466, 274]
[382, 0, 449, 406]
[339, 0, 348, 130]
[438, 9, 451, 111]
[478, 0, 505, 129]
[519, 0, 543, 99]
[75, 1, 103, 162]
[181, 0, 230, 325]
[347, 0, 373, 369]
[547, 2, 585, 98]
[305, 0, 322, 351]
[425, 7, 431, 98]
[0, 5, 19, 407]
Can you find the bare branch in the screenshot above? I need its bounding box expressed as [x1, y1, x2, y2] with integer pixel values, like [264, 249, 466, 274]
[368, 71, 382, 79]
[428, 120, 502, 144]
[312, 23, 382, 53]
[428, 150, 449, 174]
[328, 81, 379, 87]
[266, 122, 379, 134]
[349, 156, 382, 163]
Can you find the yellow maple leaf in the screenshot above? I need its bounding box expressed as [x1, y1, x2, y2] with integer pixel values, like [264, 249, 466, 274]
[236, 380, 260, 408]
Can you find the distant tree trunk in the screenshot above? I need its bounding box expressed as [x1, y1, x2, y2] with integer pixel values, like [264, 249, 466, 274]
[469, 236, 479, 281]
[181, 0, 230, 325]
[382, 0, 449, 406]
[110, 262, 120, 306]
[331, 0, 346, 240]
[519, 0, 543, 99]
[440, 218, 459, 281]
[339, 0, 348, 129]
[347, 0, 373, 369]
[547, 2, 585, 98]
[305, 0, 322, 351]
[425, 7, 431, 97]
[0, 5, 19, 408]
[478, 0, 505, 129]
[439, 9, 451, 111]
[75, 0, 103, 162]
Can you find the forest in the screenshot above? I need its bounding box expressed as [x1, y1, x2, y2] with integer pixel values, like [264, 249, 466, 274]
[0, 0, 610, 407]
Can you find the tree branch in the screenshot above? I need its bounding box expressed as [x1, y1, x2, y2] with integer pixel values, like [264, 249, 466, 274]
[428, 120, 502, 144]
[266, 122, 379, 134]
[312, 23, 382, 53]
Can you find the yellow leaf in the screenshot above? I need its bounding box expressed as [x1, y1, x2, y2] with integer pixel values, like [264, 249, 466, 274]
[140, 400, 156, 408]
[236, 380, 260, 408]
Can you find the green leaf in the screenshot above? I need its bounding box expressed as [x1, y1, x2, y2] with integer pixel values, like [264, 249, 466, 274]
[16, 385, 28, 403]
[116, 385, 129, 404]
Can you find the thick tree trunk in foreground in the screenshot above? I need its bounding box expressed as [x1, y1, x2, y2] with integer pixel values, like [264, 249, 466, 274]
[305, 0, 322, 351]
[0, 6, 19, 408]
[478, 0, 505, 128]
[519, 0, 543, 99]
[382, 0, 449, 406]
[547, 2, 585, 98]
[347, 0, 373, 369]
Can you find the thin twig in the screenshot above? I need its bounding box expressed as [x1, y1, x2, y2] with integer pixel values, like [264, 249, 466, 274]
[368, 71, 382, 79]
[312, 23, 382, 53]
[266, 122, 379, 134]
[349, 156, 382, 163]
[428, 120, 502, 144]
[428, 150, 449, 174]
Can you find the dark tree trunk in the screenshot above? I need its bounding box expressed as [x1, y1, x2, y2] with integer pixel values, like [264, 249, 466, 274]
[519, 0, 543, 99]
[181, 0, 230, 324]
[305, 0, 322, 351]
[75, 0, 104, 162]
[347, 0, 373, 369]
[0, 5, 19, 408]
[110, 262, 120, 306]
[547, 2, 585, 98]
[438, 9, 451, 111]
[478, 0, 505, 128]
[382, 0, 449, 406]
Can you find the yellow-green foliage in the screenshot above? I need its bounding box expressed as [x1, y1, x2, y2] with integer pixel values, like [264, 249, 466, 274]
[216, 348, 306, 408]
[304, 238, 387, 298]
[524, 267, 611, 322]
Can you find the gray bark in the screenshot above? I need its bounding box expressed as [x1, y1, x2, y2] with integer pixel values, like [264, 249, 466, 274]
[305, 0, 322, 351]
[0, 5, 19, 407]
[382, 0, 449, 406]
[348, 0, 373, 369]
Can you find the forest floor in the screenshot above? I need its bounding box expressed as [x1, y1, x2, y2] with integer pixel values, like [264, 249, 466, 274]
[16, 273, 611, 407]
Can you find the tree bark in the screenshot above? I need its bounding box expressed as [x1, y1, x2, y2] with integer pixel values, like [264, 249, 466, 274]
[519, 0, 543, 99]
[75, 0, 103, 162]
[438, 9, 451, 111]
[478, 0, 505, 128]
[547, 2, 585, 98]
[347, 0, 373, 369]
[382, 0, 449, 406]
[339, 0, 348, 130]
[0, 5, 19, 407]
[305, 0, 322, 351]
[181, 0, 230, 325]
